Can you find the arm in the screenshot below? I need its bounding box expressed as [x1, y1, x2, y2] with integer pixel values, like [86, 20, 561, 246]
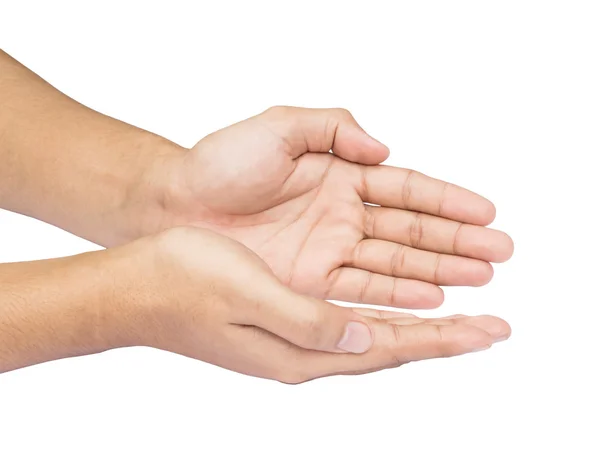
[0, 49, 513, 310]
[0, 227, 509, 379]
[0, 246, 137, 372]
[0, 50, 180, 246]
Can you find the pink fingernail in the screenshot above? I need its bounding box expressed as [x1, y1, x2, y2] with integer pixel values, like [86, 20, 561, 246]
[337, 322, 373, 354]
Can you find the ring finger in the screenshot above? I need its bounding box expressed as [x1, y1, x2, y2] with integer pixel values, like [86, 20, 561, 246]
[349, 239, 494, 286]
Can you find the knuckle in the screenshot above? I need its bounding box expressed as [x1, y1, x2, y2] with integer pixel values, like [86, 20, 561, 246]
[452, 223, 464, 254]
[363, 208, 376, 238]
[298, 309, 329, 349]
[434, 324, 445, 343]
[263, 105, 291, 117]
[389, 244, 405, 278]
[431, 325, 453, 358]
[402, 169, 417, 207]
[388, 278, 399, 307]
[432, 254, 442, 285]
[387, 349, 405, 368]
[386, 329, 406, 367]
[358, 271, 373, 304]
[277, 370, 309, 385]
[391, 323, 404, 346]
[438, 181, 451, 216]
[409, 213, 425, 248]
[332, 107, 353, 119]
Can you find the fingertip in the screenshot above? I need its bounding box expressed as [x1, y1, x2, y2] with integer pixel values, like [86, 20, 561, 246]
[462, 227, 514, 263]
[481, 200, 497, 226]
[473, 262, 494, 286]
[373, 140, 391, 163]
[359, 135, 390, 165]
[451, 259, 495, 287]
[381, 143, 391, 157]
[488, 316, 511, 341]
[464, 315, 511, 342]
[492, 319, 511, 342]
[419, 286, 445, 309]
[342, 124, 389, 165]
[492, 232, 515, 263]
[444, 187, 497, 226]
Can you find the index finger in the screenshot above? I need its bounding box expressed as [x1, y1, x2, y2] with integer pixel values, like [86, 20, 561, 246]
[360, 165, 497, 226]
[287, 314, 509, 382]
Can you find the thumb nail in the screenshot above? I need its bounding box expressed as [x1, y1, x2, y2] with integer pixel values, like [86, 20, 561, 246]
[337, 322, 373, 354]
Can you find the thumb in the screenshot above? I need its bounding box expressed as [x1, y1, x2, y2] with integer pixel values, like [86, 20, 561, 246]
[246, 283, 374, 354]
[257, 106, 389, 165]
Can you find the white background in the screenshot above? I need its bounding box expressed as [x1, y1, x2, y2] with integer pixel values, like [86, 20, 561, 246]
[1, 1, 599, 448]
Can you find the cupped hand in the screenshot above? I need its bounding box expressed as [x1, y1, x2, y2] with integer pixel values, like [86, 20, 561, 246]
[155, 107, 514, 309]
[110, 227, 510, 383]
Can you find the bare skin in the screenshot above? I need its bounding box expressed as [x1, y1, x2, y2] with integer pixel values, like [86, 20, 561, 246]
[0, 51, 513, 311]
[0, 50, 513, 376]
[0, 227, 510, 380]
[155, 107, 514, 308]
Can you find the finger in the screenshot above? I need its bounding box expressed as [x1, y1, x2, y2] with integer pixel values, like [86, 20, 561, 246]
[258, 106, 389, 164]
[385, 314, 511, 342]
[228, 314, 508, 383]
[457, 315, 511, 341]
[240, 283, 374, 354]
[365, 205, 514, 262]
[371, 322, 495, 364]
[327, 267, 444, 309]
[382, 317, 459, 326]
[360, 166, 496, 225]
[298, 319, 501, 380]
[351, 239, 494, 286]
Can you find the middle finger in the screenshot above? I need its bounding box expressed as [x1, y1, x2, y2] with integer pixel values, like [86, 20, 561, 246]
[350, 239, 494, 286]
[365, 205, 514, 262]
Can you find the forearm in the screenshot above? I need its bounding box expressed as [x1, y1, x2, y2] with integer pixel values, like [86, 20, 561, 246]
[0, 50, 184, 246]
[0, 245, 149, 373]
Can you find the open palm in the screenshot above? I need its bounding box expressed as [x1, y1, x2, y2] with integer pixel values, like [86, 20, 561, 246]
[165, 107, 513, 309]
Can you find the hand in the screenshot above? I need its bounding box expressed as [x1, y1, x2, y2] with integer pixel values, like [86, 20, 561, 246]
[149, 107, 514, 309]
[103, 227, 510, 383]
[0, 226, 509, 376]
[0, 54, 512, 310]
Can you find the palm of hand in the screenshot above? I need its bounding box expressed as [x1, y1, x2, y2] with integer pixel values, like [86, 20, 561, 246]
[171, 107, 513, 309]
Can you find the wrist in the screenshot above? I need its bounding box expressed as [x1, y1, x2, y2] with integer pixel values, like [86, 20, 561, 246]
[92, 237, 166, 350]
[106, 137, 188, 247]
[95, 232, 204, 352]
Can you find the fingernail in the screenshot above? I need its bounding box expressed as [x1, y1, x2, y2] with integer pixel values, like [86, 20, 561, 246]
[494, 334, 510, 343]
[337, 322, 373, 354]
